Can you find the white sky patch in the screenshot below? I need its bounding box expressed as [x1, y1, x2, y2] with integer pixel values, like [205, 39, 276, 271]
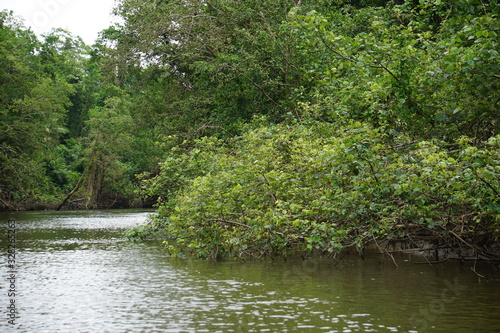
[1, 0, 121, 45]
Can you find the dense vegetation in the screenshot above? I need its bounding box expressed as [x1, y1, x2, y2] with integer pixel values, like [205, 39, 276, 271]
[1, 1, 499, 259]
[0, 11, 161, 209]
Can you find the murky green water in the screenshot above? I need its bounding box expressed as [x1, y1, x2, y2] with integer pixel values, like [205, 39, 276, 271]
[1, 210, 499, 332]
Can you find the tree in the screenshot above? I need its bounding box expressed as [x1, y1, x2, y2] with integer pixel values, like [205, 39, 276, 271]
[106, 0, 318, 131]
[287, 1, 499, 141]
[39, 29, 94, 139]
[0, 11, 76, 208]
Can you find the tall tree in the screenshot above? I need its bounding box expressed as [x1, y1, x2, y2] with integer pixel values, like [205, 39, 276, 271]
[0, 11, 74, 208]
[105, 0, 317, 132]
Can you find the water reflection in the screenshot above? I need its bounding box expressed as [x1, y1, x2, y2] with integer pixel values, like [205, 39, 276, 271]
[1, 210, 499, 332]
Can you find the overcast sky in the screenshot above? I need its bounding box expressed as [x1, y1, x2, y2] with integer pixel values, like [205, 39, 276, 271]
[1, 0, 121, 45]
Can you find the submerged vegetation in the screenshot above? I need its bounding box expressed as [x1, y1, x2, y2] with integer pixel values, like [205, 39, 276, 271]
[1, 1, 499, 259]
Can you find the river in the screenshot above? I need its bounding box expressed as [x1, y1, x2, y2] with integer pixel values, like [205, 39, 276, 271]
[1, 209, 499, 332]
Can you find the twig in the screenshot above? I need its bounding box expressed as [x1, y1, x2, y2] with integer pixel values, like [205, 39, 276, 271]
[467, 70, 500, 79]
[370, 237, 399, 267]
[260, 173, 278, 203]
[229, 65, 286, 114]
[471, 266, 486, 278]
[206, 218, 252, 229]
[383, 140, 420, 150]
[474, 169, 500, 198]
[360, 157, 380, 184]
[318, 33, 400, 82]
[385, 247, 435, 253]
[414, 258, 449, 264]
[198, 123, 235, 137]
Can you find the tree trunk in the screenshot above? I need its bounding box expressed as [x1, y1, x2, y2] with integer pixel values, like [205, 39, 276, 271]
[56, 171, 85, 211]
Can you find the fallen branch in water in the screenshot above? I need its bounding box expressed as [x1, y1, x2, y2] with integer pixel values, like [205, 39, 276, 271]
[445, 227, 500, 261]
[372, 236, 399, 267]
[0, 197, 17, 211]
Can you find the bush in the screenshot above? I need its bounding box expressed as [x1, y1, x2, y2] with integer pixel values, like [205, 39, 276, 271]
[131, 119, 500, 259]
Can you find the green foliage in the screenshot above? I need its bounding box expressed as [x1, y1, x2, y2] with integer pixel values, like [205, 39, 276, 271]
[287, 1, 499, 140]
[0, 10, 160, 209]
[0, 12, 103, 208]
[114, 0, 499, 258]
[133, 119, 499, 259]
[2, 0, 499, 263]
[0, 15, 75, 204]
[44, 139, 84, 192]
[138, 136, 231, 208]
[108, 0, 315, 128]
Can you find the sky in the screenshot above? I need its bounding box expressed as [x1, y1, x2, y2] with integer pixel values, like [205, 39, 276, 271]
[1, 0, 121, 45]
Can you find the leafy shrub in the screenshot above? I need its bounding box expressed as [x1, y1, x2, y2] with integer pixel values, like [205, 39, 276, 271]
[131, 119, 500, 259]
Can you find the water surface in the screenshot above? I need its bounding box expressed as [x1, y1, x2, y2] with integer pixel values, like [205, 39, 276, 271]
[1, 210, 499, 332]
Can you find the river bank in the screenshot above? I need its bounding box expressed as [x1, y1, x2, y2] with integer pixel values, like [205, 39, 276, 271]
[3, 200, 499, 263]
[0, 197, 154, 213]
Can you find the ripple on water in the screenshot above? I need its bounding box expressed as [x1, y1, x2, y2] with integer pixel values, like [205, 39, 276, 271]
[2, 210, 499, 332]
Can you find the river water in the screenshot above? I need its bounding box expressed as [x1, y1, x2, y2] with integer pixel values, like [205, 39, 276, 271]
[1, 209, 499, 332]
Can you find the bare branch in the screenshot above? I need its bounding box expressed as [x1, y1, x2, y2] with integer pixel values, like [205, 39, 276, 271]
[206, 218, 252, 229]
